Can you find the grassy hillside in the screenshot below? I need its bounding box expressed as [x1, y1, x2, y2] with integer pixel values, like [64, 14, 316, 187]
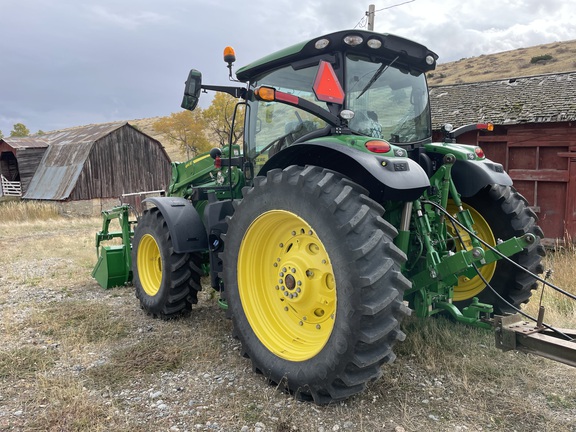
[428, 39, 576, 86]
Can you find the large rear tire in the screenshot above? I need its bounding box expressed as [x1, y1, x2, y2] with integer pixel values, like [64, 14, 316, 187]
[132, 207, 202, 319]
[222, 166, 411, 404]
[448, 184, 545, 314]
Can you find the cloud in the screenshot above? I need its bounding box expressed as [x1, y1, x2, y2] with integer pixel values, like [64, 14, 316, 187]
[1, 0, 575, 135]
[86, 5, 169, 30]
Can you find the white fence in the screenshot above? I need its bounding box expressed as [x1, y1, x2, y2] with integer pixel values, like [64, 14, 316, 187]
[0, 175, 22, 197]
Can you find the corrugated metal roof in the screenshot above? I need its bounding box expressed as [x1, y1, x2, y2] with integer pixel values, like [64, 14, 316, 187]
[0, 136, 49, 149]
[429, 71, 576, 129]
[40, 122, 126, 147]
[24, 122, 127, 200]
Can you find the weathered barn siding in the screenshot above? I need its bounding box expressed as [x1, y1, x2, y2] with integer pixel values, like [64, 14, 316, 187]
[430, 72, 576, 243]
[69, 124, 171, 200]
[0, 138, 48, 194]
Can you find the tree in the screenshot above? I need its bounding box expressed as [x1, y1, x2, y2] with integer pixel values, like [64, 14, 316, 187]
[153, 110, 211, 159]
[10, 123, 30, 137]
[202, 93, 244, 147]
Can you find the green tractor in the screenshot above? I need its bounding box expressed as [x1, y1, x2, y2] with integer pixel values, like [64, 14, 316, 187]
[94, 30, 549, 404]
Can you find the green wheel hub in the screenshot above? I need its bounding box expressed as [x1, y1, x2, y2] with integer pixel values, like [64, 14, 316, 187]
[238, 210, 336, 362]
[137, 233, 163, 296]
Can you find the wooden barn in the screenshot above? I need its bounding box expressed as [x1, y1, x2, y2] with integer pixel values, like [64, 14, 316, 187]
[429, 71, 576, 244]
[0, 137, 49, 196]
[0, 122, 172, 214]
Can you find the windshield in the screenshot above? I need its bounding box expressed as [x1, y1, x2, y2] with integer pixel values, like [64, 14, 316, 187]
[346, 55, 431, 144]
[244, 54, 432, 172]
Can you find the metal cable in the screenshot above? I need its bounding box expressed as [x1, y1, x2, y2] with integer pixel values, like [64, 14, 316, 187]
[426, 199, 574, 341]
[423, 199, 576, 301]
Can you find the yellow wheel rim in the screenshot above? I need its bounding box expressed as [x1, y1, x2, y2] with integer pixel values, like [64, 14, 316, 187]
[446, 201, 497, 301]
[137, 234, 163, 296]
[238, 210, 336, 362]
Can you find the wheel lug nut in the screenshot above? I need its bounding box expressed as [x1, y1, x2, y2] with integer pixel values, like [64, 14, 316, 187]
[299, 321, 303, 326]
[291, 268, 296, 273]
[316, 324, 321, 330]
[296, 288, 301, 293]
[273, 263, 278, 267]
[284, 307, 289, 311]
[291, 231, 296, 236]
[282, 267, 287, 273]
[279, 272, 284, 277]
[279, 279, 283, 284]
[275, 286, 279, 290]
[284, 292, 288, 297]
[297, 281, 302, 286]
[281, 286, 285, 291]
[279, 243, 284, 248]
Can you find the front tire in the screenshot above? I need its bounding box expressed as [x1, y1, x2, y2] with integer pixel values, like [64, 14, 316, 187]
[222, 166, 411, 404]
[132, 207, 202, 319]
[449, 185, 545, 314]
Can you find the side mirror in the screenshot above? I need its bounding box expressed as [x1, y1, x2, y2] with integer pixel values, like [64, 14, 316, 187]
[181, 69, 202, 111]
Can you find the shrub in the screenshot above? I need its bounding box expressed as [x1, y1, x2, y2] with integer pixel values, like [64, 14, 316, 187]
[530, 54, 553, 64]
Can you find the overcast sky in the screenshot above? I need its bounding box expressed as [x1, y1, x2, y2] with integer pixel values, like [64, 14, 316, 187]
[1, 0, 575, 135]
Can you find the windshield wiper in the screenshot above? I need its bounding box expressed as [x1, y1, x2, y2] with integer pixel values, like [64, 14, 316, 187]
[356, 55, 399, 99]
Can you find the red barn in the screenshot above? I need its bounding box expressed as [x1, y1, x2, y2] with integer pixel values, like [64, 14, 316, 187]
[430, 71, 576, 244]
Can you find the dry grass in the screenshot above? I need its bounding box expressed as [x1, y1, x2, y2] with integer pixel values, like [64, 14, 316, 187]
[429, 39, 576, 85]
[526, 240, 576, 327]
[0, 199, 60, 221]
[1, 214, 575, 431]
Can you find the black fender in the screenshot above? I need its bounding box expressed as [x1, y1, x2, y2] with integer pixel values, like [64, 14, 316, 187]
[142, 197, 208, 253]
[259, 142, 430, 202]
[452, 159, 512, 197]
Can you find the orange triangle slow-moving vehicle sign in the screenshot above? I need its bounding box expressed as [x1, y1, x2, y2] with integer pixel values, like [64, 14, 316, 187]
[313, 61, 345, 104]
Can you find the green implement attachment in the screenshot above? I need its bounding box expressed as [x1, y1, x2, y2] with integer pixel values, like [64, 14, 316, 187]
[92, 205, 135, 289]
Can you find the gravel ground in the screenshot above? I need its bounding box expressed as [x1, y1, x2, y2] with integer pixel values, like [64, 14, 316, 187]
[1, 219, 576, 431]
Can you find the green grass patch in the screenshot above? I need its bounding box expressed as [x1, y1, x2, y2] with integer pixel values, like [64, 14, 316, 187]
[27, 300, 131, 344]
[85, 335, 196, 388]
[0, 346, 59, 379]
[29, 375, 133, 432]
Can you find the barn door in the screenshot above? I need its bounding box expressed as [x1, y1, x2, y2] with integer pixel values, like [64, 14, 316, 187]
[0, 151, 20, 181]
[560, 147, 576, 241]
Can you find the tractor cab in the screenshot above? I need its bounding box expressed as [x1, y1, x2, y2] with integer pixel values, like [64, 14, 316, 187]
[183, 30, 438, 181]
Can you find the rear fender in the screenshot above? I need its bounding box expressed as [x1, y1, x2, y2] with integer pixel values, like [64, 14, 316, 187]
[142, 197, 208, 253]
[452, 159, 512, 197]
[259, 142, 430, 202]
